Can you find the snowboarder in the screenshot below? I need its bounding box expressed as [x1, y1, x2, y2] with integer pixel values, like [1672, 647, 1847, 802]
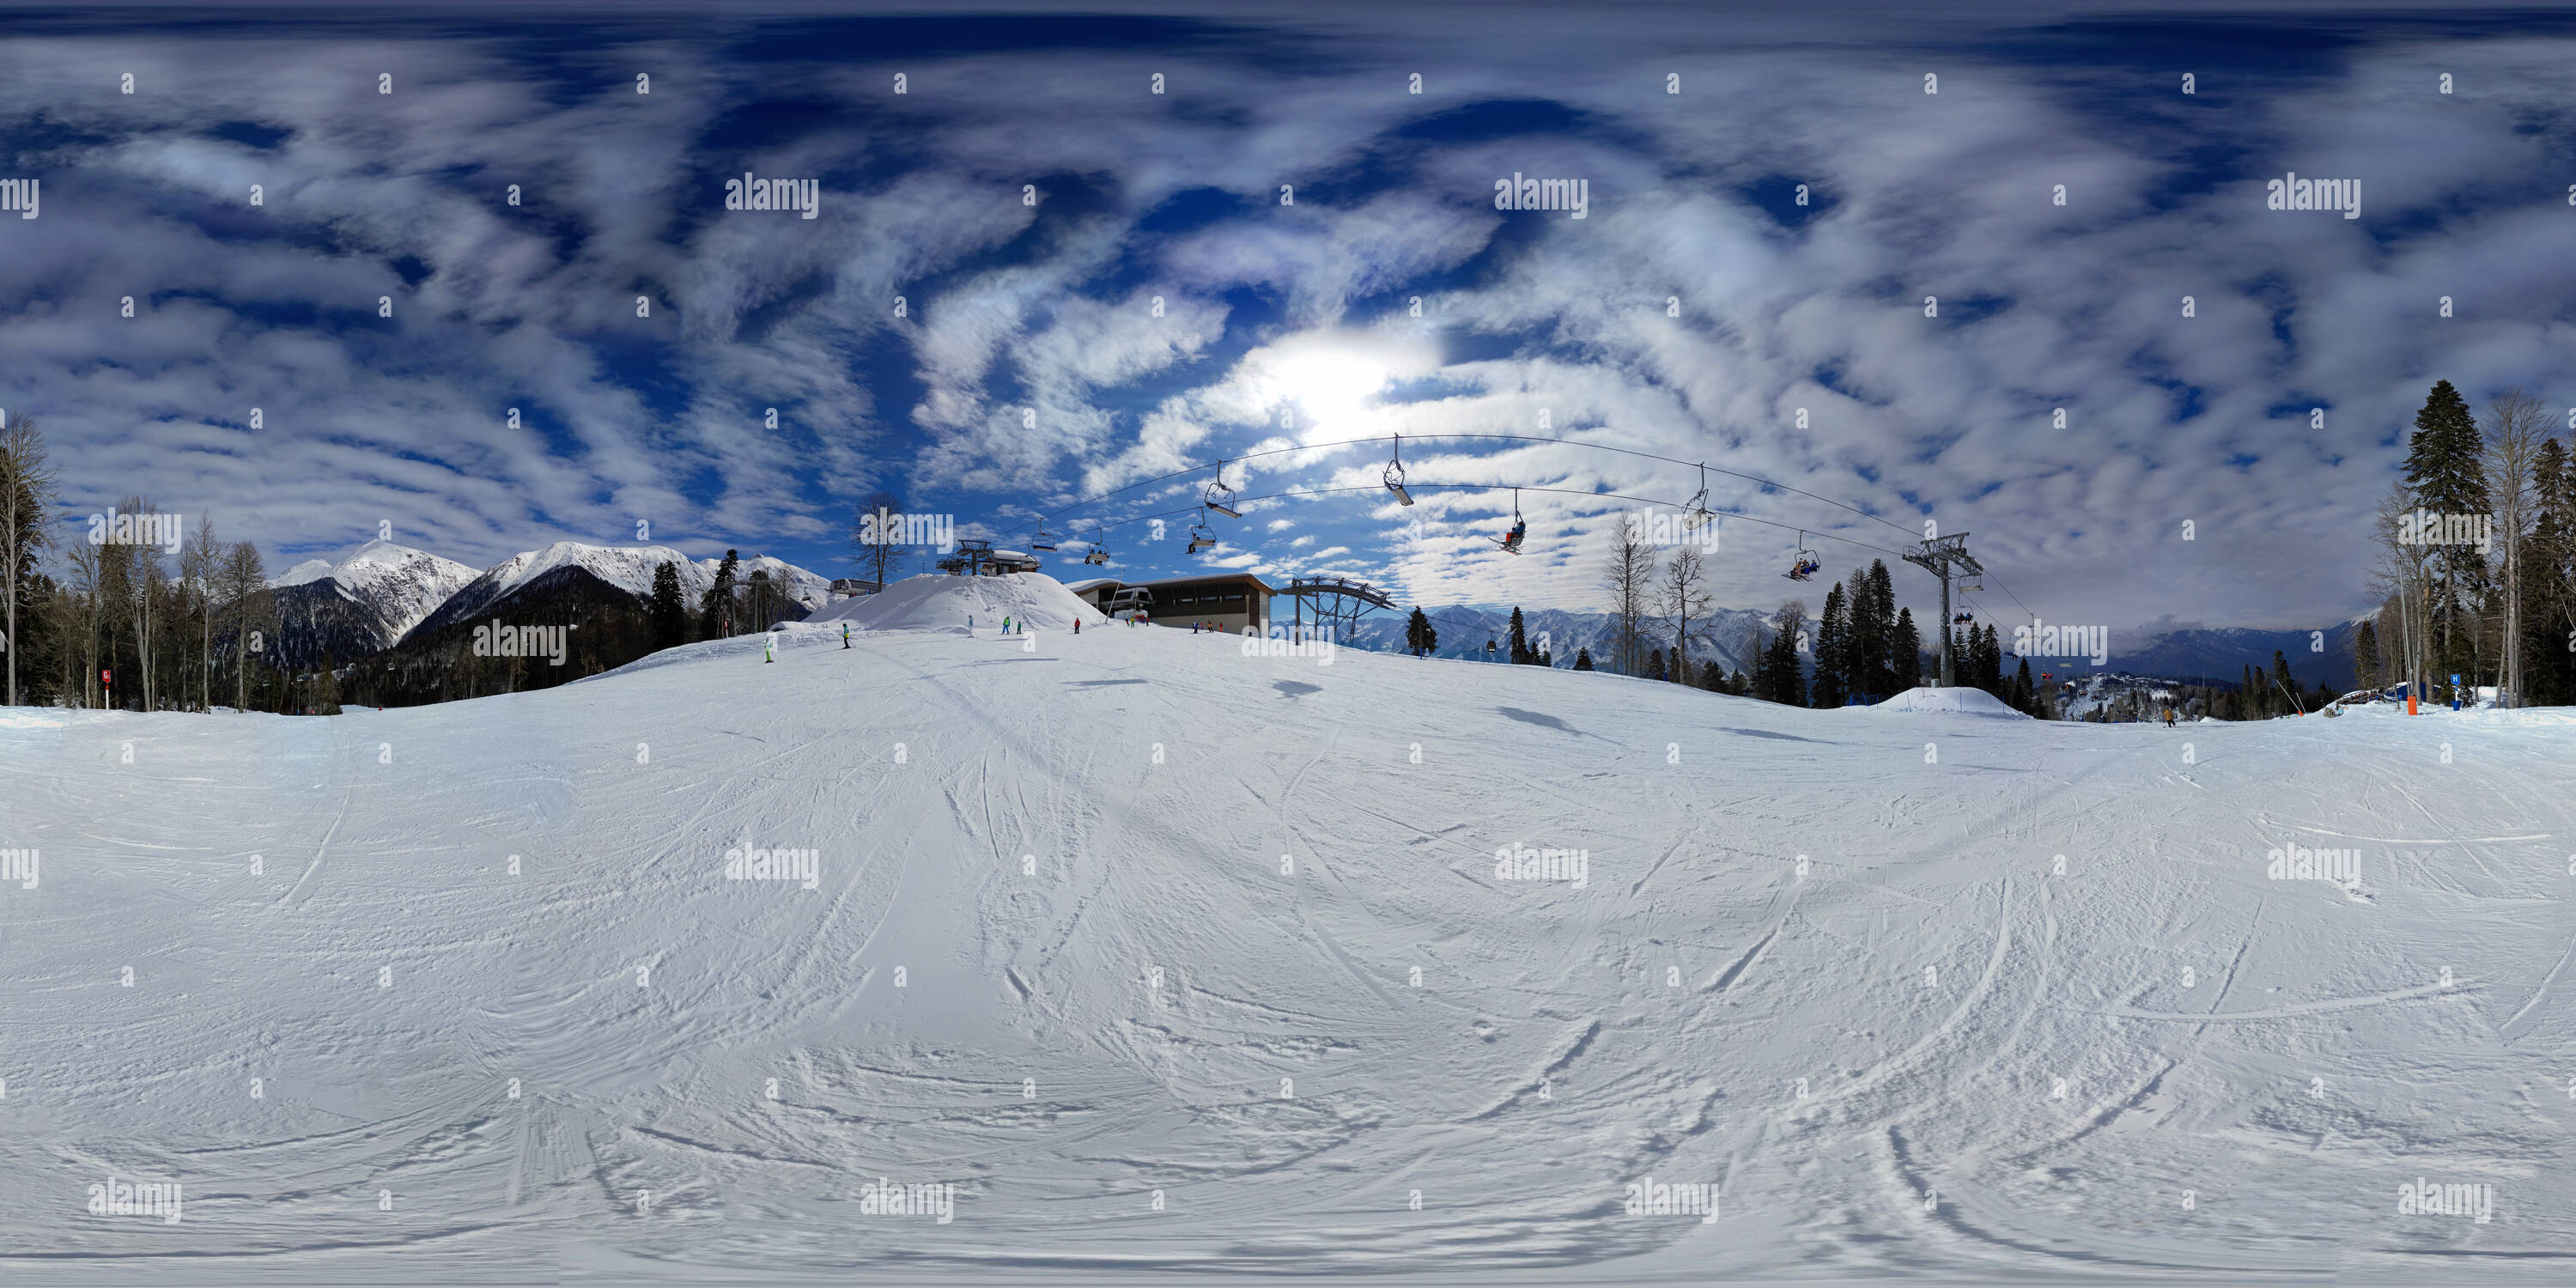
[841, 623, 851, 649]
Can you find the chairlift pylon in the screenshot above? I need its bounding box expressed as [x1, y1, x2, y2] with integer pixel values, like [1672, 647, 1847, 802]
[1203, 461, 1242, 519]
[1383, 434, 1413, 506]
[1783, 531, 1820, 580]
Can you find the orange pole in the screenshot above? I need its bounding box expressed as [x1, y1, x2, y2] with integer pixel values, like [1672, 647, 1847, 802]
[2407, 693, 2417, 715]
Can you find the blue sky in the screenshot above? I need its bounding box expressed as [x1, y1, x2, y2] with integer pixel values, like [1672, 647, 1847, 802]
[9, 2, 2576, 631]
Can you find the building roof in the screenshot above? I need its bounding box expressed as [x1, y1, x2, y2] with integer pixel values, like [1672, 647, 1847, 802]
[1062, 578, 1121, 595]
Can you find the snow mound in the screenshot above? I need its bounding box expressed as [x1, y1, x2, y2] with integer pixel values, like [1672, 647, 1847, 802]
[802, 573, 1105, 633]
[1871, 685, 2032, 718]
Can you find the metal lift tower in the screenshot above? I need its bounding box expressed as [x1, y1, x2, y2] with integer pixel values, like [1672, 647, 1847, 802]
[1901, 533, 1985, 689]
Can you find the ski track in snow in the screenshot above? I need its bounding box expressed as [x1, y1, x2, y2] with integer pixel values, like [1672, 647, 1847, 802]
[4, 585, 2574, 1279]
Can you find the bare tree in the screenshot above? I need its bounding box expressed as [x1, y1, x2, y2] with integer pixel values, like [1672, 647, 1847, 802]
[2482, 388, 2546, 707]
[219, 540, 270, 711]
[112, 496, 165, 712]
[1601, 521, 1659, 677]
[850, 489, 906, 593]
[2368, 482, 2433, 702]
[182, 514, 222, 713]
[1657, 543, 1712, 684]
[0, 412, 56, 707]
[64, 538, 102, 708]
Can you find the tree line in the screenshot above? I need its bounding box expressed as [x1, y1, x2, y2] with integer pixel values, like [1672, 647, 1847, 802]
[2364, 380, 2576, 708]
[0, 412, 805, 714]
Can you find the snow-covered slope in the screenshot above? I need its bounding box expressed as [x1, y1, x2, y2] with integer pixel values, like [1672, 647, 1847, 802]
[4, 574, 2573, 1279]
[803, 573, 1103, 633]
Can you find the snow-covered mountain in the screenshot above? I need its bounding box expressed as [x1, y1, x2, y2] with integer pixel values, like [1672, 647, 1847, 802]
[2104, 616, 2368, 689]
[264, 539, 479, 666]
[405, 542, 829, 641]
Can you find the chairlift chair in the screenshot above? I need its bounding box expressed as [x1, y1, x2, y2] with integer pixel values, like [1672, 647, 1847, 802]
[1203, 461, 1242, 519]
[1493, 487, 1527, 554]
[1083, 544, 1109, 565]
[1383, 434, 1413, 506]
[1783, 532, 1820, 580]
[1682, 463, 1716, 530]
[1030, 528, 1059, 552]
[1187, 511, 1218, 553]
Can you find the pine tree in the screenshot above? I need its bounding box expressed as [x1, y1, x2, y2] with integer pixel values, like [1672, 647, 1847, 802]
[1850, 562, 1893, 699]
[1890, 607, 1921, 690]
[1508, 607, 1531, 665]
[2011, 657, 2036, 714]
[1811, 582, 1850, 708]
[649, 561, 689, 651]
[2404, 380, 2494, 683]
[2352, 618, 2379, 692]
[700, 550, 741, 638]
[1728, 667, 1747, 696]
[2524, 438, 2574, 706]
[2271, 649, 2298, 713]
[1572, 646, 1594, 671]
[1754, 603, 1808, 706]
[1404, 607, 1438, 657]
[1647, 647, 1668, 682]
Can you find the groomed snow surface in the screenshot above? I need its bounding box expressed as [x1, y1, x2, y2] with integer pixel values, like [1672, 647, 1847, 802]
[3, 574, 2573, 1283]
